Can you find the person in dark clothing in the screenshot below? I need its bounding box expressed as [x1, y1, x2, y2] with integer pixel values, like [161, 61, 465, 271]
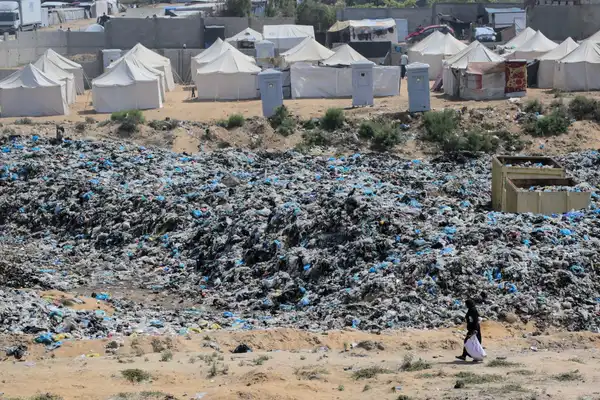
[456, 298, 482, 361]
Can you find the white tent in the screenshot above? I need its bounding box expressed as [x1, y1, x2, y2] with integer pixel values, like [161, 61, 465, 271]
[408, 30, 445, 53]
[0, 64, 68, 117]
[443, 41, 504, 96]
[537, 37, 579, 89]
[321, 44, 373, 67]
[281, 37, 335, 66]
[503, 27, 537, 50]
[108, 43, 175, 91]
[194, 48, 261, 101]
[263, 24, 315, 51]
[92, 58, 163, 113]
[554, 40, 600, 92]
[190, 38, 255, 82]
[505, 30, 558, 60]
[33, 55, 77, 104]
[586, 29, 600, 43]
[226, 27, 263, 44]
[38, 49, 85, 95]
[408, 32, 467, 79]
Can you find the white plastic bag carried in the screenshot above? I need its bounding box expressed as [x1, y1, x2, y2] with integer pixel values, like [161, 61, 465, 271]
[465, 334, 486, 361]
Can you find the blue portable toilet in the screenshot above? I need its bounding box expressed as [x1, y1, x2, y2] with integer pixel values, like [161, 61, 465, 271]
[351, 60, 374, 107]
[258, 69, 283, 118]
[407, 62, 431, 112]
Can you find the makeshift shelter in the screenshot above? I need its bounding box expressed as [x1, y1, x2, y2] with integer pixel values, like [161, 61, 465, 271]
[458, 60, 526, 100]
[194, 48, 261, 101]
[226, 27, 263, 48]
[92, 58, 163, 113]
[554, 40, 600, 92]
[537, 37, 579, 89]
[263, 24, 314, 51]
[33, 55, 77, 104]
[505, 30, 557, 60]
[109, 43, 175, 91]
[327, 18, 396, 44]
[38, 49, 85, 94]
[0, 64, 68, 117]
[502, 27, 536, 50]
[408, 32, 467, 79]
[190, 38, 255, 82]
[321, 44, 372, 67]
[281, 37, 335, 66]
[443, 41, 504, 96]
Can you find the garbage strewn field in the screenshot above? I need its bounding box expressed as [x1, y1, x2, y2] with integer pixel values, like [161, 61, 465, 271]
[1, 135, 600, 342]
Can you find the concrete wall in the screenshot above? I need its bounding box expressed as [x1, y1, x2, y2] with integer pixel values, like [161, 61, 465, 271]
[337, 8, 432, 32]
[104, 16, 204, 49]
[432, 3, 520, 23]
[528, 5, 600, 40]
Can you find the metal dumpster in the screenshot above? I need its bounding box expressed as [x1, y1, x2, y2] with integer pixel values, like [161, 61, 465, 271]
[504, 177, 591, 214]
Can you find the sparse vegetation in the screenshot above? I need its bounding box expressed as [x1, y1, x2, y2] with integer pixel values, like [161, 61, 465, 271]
[15, 118, 33, 125]
[400, 354, 432, 372]
[253, 355, 270, 365]
[269, 105, 296, 136]
[109, 392, 171, 400]
[217, 140, 231, 149]
[523, 108, 570, 137]
[358, 120, 404, 151]
[337, 384, 345, 391]
[569, 357, 585, 364]
[303, 118, 317, 130]
[422, 109, 459, 143]
[226, 114, 245, 129]
[362, 384, 371, 392]
[396, 396, 413, 400]
[321, 108, 344, 131]
[148, 119, 179, 131]
[3, 127, 16, 135]
[568, 96, 598, 120]
[509, 369, 535, 376]
[85, 116, 96, 124]
[208, 361, 229, 377]
[295, 365, 329, 380]
[216, 119, 228, 128]
[112, 110, 145, 134]
[26, 395, 64, 400]
[417, 370, 446, 379]
[98, 119, 111, 127]
[454, 371, 503, 385]
[352, 366, 392, 380]
[487, 359, 522, 368]
[554, 370, 583, 381]
[121, 369, 151, 383]
[160, 350, 173, 362]
[298, 130, 331, 149]
[150, 338, 165, 353]
[523, 99, 544, 114]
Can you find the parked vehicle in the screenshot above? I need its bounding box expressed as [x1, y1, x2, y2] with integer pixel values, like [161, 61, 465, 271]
[474, 26, 497, 42]
[0, 0, 42, 34]
[406, 24, 455, 44]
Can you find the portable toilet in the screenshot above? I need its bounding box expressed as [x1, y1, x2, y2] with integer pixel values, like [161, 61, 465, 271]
[102, 49, 122, 70]
[256, 40, 275, 68]
[406, 62, 430, 112]
[351, 60, 374, 107]
[258, 69, 283, 118]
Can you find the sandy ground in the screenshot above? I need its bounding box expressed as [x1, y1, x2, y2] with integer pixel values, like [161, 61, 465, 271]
[1, 320, 600, 400]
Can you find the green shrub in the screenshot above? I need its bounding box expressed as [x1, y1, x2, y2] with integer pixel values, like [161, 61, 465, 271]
[523, 99, 544, 114]
[523, 109, 570, 137]
[568, 96, 597, 120]
[464, 129, 499, 153]
[15, 117, 33, 125]
[118, 121, 139, 134]
[160, 350, 173, 362]
[216, 119, 228, 128]
[371, 125, 402, 152]
[111, 110, 145, 124]
[276, 118, 296, 136]
[400, 354, 432, 372]
[75, 122, 86, 133]
[148, 119, 179, 131]
[269, 106, 296, 136]
[121, 369, 151, 383]
[226, 114, 245, 129]
[301, 130, 331, 147]
[321, 108, 345, 131]
[422, 109, 459, 142]
[303, 119, 317, 130]
[358, 120, 378, 139]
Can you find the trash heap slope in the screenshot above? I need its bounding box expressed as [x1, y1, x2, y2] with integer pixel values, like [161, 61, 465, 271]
[1, 136, 600, 334]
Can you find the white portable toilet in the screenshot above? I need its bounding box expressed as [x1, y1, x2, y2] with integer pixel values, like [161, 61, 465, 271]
[256, 40, 275, 68]
[258, 69, 283, 118]
[406, 62, 430, 112]
[102, 49, 122, 70]
[351, 60, 374, 107]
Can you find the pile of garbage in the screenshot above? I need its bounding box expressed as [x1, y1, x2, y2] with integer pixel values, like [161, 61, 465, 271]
[1, 135, 600, 339]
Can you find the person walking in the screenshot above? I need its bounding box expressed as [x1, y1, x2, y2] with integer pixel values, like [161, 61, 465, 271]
[400, 52, 409, 79]
[456, 299, 482, 361]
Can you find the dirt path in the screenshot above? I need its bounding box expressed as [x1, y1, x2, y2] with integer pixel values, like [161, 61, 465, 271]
[2, 321, 600, 400]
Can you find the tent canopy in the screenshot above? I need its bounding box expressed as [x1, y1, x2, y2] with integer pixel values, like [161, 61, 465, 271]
[414, 33, 467, 56]
[281, 37, 335, 64]
[94, 58, 161, 87]
[263, 24, 314, 51]
[196, 49, 261, 75]
[226, 27, 263, 43]
[445, 41, 504, 69]
[0, 63, 62, 89]
[506, 30, 557, 59]
[409, 30, 445, 53]
[328, 18, 395, 32]
[557, 39, 600, 63]
[40, 48, 82, 71]
[503, 27, 536, 49]
[587, 29, 600, 43]
[321, 44, 372, 66]
[192, 38, 254, 64]
[109, 43, 175, 91]
[33, 56, 76, 104]
[539, 37, 579, 61]
[554, 40, 600, 91]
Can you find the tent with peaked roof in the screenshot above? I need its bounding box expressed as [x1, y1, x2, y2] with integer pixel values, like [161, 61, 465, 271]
[92, 58, 163, 112]
[505, 30, 558, 60]
[586, 29, 600, 43]
[537, 37, 579, 89]
[194, 49, 261, 101]
[503, 27, 536, 50]
[263, 24, 314, 51]
[408, 32, 467, 79]
[33, 56, 77, 104]
[190, 38, 255, 82]
[226, 27, 263, 45]
[37, 49, 85, 94]
[443, 41, 504, 96]
[408, 30, 445, 54]
[321, 44, 373, 67]
[108, 43, 175, 91]
[554, 40, 600, 91]
[0, 64, 68, 117]
[281, 37, 335, 66]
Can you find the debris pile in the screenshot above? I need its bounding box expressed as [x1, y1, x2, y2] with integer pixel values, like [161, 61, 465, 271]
[1, 136, 600, 338]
